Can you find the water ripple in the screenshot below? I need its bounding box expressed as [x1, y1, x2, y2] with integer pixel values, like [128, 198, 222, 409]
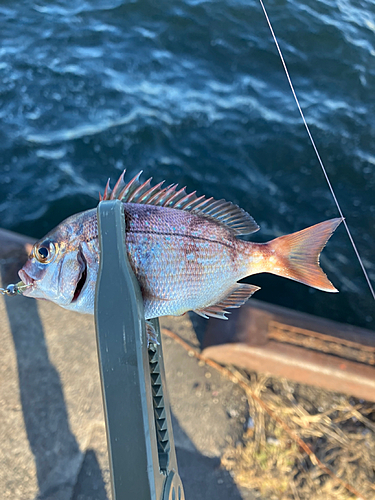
[0, 0, 374, 329]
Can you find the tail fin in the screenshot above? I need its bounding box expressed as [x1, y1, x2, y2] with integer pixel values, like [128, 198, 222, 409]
[267, 218, 342, 292]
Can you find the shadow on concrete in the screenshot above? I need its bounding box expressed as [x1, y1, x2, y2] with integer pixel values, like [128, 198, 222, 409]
[188, 311, 208, 347]
[1, 246, 107, 500]
[171, 413, 246, 500]
[71, 449, 109, 500]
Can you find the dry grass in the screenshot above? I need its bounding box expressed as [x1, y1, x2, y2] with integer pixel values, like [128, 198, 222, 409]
[161, 327, 375, 500]
[221, 371, 375, 500]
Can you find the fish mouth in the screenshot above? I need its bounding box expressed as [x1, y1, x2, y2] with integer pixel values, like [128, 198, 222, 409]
[72, 250, 87, 303]
[18, 269, 35, 290]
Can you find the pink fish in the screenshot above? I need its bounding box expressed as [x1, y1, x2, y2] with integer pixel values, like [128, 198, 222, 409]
[18, 171, 341, 320]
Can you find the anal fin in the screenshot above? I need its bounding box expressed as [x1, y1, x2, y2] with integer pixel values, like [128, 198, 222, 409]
[194, 283, 260, 320]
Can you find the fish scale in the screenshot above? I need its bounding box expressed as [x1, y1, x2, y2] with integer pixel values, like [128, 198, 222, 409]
[124, 203, 249, 318]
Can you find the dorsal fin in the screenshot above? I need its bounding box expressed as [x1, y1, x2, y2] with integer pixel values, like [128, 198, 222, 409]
[99, 170, 260, 236]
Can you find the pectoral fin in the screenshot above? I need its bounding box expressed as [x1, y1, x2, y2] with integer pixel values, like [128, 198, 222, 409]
[194, 283, 260, 320]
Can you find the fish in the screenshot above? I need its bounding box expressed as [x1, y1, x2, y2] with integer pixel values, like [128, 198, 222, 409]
[18, 170, 341, 321]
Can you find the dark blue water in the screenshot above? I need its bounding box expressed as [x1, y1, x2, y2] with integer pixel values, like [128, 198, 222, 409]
[1, 0, 374, 330]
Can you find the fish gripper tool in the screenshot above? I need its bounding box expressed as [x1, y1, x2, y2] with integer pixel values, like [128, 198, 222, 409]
[95, 199, 185, 500]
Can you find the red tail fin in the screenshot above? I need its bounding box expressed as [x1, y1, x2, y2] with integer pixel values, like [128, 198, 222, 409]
[267, 218, 342, 292]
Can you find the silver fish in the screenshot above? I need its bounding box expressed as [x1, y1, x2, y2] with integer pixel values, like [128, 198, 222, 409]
[18, 171, 341, 320]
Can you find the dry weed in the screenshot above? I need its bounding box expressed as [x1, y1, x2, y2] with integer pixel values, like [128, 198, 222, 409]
[161, 327, 375, 500]
[221, 370, 375, 500]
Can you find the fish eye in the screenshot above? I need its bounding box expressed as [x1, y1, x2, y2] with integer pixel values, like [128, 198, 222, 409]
[38, 247, 49, 259]
[34, 241, 56, 263]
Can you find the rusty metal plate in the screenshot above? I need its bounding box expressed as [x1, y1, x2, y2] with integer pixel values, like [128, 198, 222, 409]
[203, 300, 375, 402]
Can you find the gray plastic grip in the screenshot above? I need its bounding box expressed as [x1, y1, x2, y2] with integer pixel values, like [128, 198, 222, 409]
[94, 200, 184, 500]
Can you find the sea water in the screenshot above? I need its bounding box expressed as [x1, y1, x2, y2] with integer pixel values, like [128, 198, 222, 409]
[0, 0, 374, 329]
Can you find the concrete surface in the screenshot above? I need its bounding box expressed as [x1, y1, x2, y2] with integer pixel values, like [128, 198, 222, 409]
[0, 229, 257, 500]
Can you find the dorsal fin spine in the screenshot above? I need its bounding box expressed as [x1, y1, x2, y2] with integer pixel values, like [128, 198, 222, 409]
[169, 188, 187, 208]
[164, 186, 189, 207]
[160, 185, 179, 206]
[206, 200, 223, 211]
[187, 194, 205, 209]
[111, 172, 125, 198]
[149, 184, 175, 205]
[138, 181, 164, 203]
[149, 183, 167, 201]
[120, 171, 143, 200]
[103, 178, 111, 200]
[178, 192, 197, 209]
[127, 178, 152, 202]
[191, 197, 214, 212]
[184, 200, 201, 211]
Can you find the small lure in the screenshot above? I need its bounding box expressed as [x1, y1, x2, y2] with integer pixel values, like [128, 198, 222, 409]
[0, 281, 31, 296]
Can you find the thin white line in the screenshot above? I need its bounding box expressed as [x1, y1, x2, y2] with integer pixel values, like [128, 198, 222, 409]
[258, 0, 375, 302]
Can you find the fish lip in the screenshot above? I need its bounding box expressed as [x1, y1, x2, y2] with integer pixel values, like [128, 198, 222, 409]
[72, 250, 87, 303]
[18, 269, 35, 287]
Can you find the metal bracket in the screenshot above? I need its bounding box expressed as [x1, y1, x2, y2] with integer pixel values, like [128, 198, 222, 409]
[94, 199, 184, 500]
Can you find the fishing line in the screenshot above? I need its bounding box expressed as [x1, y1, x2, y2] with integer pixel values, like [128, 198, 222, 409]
[257, 0, 375, 302]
